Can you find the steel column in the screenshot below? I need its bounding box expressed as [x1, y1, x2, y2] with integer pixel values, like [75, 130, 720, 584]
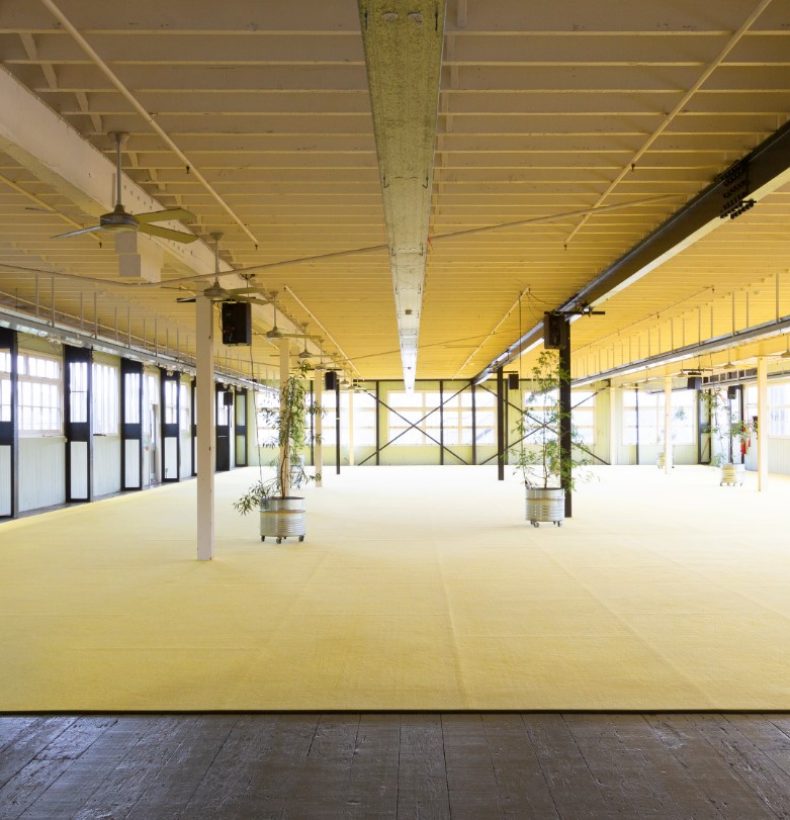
[558, 317, 572, 517]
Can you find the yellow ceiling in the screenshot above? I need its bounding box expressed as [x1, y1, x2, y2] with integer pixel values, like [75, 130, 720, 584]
[0, 0, 789, 382]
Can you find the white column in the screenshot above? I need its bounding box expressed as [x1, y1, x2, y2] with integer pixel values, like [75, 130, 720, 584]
[663, 376, 673, 473]
[196, 295, 214, 561]
[278, 339, 290, 498]
[314, 372, 323, 487]
[609, 384, 618, 466]
[347, 387, 355, 466]
[757, 356, 769, 492]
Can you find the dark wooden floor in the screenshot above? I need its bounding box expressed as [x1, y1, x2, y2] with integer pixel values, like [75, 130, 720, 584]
[2, 714, 790, 819]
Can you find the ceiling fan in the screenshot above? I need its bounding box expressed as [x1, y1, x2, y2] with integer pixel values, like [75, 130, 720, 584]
[175, 234, 271, 304]
[52, 132, 198, 244]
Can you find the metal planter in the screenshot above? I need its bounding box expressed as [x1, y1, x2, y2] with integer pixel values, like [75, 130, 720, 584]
[720, 463, 745, 487]
[260, 496, 306, 543]
[526, 487, 565, 528]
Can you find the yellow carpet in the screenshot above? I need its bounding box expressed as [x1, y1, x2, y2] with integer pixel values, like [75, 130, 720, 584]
[2, 464, 790, 711]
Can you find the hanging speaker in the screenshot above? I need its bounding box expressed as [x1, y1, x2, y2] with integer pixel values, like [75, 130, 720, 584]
[222, 390, 234, 407]
[507, 373, 519, 390]
[324, 370, 338, 391]
[221, 302, 251, 346]
[543, 312, 568, 350]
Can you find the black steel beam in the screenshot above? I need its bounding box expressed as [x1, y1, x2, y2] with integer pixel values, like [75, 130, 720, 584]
[496, 367, 505, 480]
[474, 119, 790, 381]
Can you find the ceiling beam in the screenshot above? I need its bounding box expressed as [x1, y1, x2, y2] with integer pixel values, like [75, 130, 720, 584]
[358, 0, 446, 388]
[474, 117, 790, 380]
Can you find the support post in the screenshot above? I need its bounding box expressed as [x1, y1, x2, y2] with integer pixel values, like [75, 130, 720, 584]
[558, 316, 573, 517]
[757, 356, 769, 492]
[348, 386, 355, 466]
[663, 375, 673, 474]
[609, 382, 618, 466]
[335, 379, 341, 475]
[496, 367, 505, 481]
[196, 295, 214, 561]
[314, 371, 323, 486]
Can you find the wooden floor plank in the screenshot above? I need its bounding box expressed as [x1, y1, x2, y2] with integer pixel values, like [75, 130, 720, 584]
[3, 713, 790, 819]
[344, 714, 400, 819]
[523, 714, 612, 819]
[397, 714, 451, 820]
[646, 714, 779, 819]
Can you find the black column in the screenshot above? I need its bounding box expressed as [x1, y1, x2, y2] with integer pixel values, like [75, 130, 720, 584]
[159, 368, 180, 482]
[191, 378, 197, 477]
[120, 358, 143, 490]
[496, 367, 505, 480]
[64, 345, 92, 503]
[558, 316, 572, 518]
[215, 385, 231, 472]
[0, 329, 18, 518]
[438, 379, 444, 466]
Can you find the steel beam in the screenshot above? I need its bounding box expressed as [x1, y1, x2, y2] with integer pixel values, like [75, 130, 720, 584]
[475, 119, 790, 380]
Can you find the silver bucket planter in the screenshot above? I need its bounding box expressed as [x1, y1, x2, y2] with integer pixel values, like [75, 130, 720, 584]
[260, 497, 306, 543]
[720, 463, 745, 487]
[526, 487, 565, 528]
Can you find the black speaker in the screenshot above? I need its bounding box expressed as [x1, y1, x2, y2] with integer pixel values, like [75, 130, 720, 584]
[687, 377, 702, 390]
[222, 390, 234, 407]
[543, 312, 568, 350]
[507, 373, 520, 390]
[727, 385, 739, 400]
[221, 302, 251, 346]
[324, 370, 338, 391]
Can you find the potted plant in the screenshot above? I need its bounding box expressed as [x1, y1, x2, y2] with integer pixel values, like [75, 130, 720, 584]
[704, 387, 750, 486]
[234, 372, 311, 542]
[512, 350, 589, 527]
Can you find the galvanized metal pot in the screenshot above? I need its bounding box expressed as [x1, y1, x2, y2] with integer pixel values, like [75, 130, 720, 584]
[260, 497, 306, 543]
[526, 487, 565, 528]
[720, 463, 745, 487]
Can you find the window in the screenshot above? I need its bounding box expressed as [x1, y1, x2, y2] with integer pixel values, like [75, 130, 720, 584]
[572, 391, 596, 445]
[123, 372, 141, 424]
[179, 383, 191, 433]
[623, 389, 694, 446]
[18, 352, 62, 434]
[349, 389, 376, 447]
[769, 381, 790, 436]
[163, 380, 178, 426]
[69, 361, 88, 424]
[255, 384, 279, 446]
[92, 362, 119, 435]
[0, 350, 11, 423]
[387, 391, 441, 445]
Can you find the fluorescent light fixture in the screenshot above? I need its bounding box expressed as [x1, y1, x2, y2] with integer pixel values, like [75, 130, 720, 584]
[359, 0, 446, 390]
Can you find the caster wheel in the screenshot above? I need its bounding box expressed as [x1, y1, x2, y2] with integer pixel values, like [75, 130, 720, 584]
[554, 521, 562, 527]
[261, 536, 266, 542]
[276, 537, 283, 544]
[531, 521, 539, 528]
[298, 536, 305, 542]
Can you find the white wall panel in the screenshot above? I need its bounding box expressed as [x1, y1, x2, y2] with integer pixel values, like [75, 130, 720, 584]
[93, 436, 121, 497]
[19, 437, 65, 512]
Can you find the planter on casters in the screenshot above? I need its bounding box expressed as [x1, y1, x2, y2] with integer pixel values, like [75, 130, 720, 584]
[260, 496, 306, 543]
[720, 463, 745, 487]
[526, 487, 565, 528]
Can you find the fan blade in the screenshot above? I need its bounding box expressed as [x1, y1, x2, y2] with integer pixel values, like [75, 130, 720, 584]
[224, 286, 266, 296]
[135, 208, 194, 224]
[176, 296, 197, 303]
[137, 223, 198, 243]
[51, 225, 104, 240]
